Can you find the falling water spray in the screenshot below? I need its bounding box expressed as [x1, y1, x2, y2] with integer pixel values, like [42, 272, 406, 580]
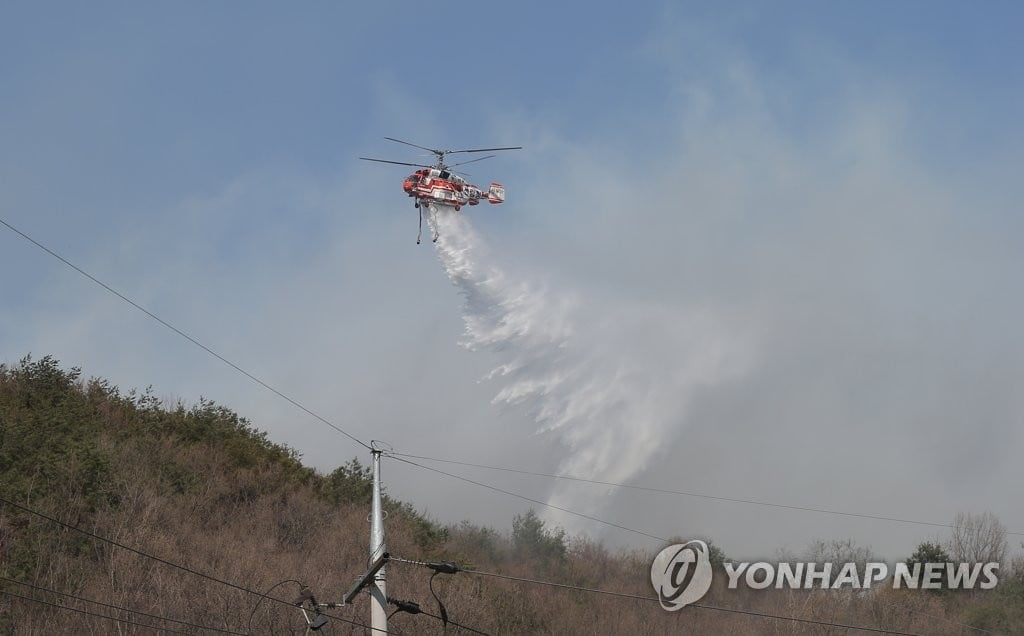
[430, 210, 750, 532]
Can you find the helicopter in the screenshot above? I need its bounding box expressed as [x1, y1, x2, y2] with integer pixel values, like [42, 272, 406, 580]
[360, 137, 521, 243]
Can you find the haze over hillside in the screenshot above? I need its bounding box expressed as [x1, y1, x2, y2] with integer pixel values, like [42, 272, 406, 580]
[2, 356, 1021, 633]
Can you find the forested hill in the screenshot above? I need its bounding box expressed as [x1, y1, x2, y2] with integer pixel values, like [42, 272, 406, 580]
[0, 355, 663, 634]
[1, 356, 1021, 634]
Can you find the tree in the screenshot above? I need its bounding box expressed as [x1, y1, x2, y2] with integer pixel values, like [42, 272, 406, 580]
[512, 509, 567, 565]
[804, 538, 877, 568]
[949, 512, 1007, 565]
[803, 538, 878, 586]
[905, 541, 953, 590]
[323, 458, 373, 504]
[706, 540, 727, 569]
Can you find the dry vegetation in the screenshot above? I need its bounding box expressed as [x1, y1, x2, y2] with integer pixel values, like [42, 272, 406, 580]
[1, 356, 1021, 634]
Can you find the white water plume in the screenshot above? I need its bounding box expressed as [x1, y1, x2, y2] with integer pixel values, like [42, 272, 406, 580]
[431, 210, 752, 532]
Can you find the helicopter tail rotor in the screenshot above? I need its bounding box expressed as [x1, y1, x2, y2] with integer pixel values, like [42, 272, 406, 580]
[487, 183, 505, 204]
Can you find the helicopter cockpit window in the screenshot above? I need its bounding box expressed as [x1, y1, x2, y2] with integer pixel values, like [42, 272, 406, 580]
[439, 171, 450, 180]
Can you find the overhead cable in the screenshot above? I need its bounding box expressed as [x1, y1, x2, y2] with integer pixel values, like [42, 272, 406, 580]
[387, 451, 1024, 537]
[387, 456, 666, 542]
[0, 576, 245, 635]
[0, 216, 370, 451]
[389, 557, 922, 636]
[0, 588, 191, 635]
[0, 495, 379, 633]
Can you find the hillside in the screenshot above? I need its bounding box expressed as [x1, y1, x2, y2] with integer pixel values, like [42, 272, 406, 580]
[1, 356, 1021, 634]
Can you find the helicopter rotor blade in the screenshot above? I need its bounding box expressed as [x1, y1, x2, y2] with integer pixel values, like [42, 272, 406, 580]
[446, 146, 523, 155]
[447, 155, 495, 168]
[383, 137, 443, 156]
[359, 157, 434, 168]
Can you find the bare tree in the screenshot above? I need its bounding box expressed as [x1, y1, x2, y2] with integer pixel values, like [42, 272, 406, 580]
[804, 537, 878, 568]
[948, 511, 1008, 564]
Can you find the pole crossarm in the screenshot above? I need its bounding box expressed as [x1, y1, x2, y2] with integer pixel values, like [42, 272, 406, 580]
[343, 552, 390, 605]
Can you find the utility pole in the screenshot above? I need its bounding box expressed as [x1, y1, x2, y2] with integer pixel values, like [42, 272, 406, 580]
[300, 444, 390, 633]
[369, 442, 388, 634]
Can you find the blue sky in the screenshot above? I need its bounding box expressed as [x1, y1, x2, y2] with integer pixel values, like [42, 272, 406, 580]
[2, 1, 1023, 561]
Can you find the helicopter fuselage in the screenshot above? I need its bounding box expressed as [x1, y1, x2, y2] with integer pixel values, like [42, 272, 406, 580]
[402, 168, 504, 212]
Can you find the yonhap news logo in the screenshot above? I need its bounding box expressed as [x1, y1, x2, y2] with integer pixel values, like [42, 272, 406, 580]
[650, 540, 714, 610]
[720, 561, 999, 591]
[649, 541, 1000, 611]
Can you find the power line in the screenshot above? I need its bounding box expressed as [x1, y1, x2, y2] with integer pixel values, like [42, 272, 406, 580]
[386, 455, 1005, 633]
[247, 578, 303, 635]
[461, 568, 920, 635]
[0, 494, 275, 601]
[387, 455, 666, 543]
[0, 219, 389, 632]
[0, 495, 378, 633]
[0, 216, 370, 451]
[0, 588, 190, 634]
[1, 576, 245, 634]
[905, 608, 993, 635]
[387, 451, 1024, 537]
[387, 588, 489, 633]
[6, 215, 1010, 546]
[389, 558, 921, 636]
[0, 218, 1002, 634]
[417, 608, 491, 636]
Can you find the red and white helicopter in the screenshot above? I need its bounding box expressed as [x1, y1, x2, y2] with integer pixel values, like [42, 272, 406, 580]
[360, 137, 521, 243]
